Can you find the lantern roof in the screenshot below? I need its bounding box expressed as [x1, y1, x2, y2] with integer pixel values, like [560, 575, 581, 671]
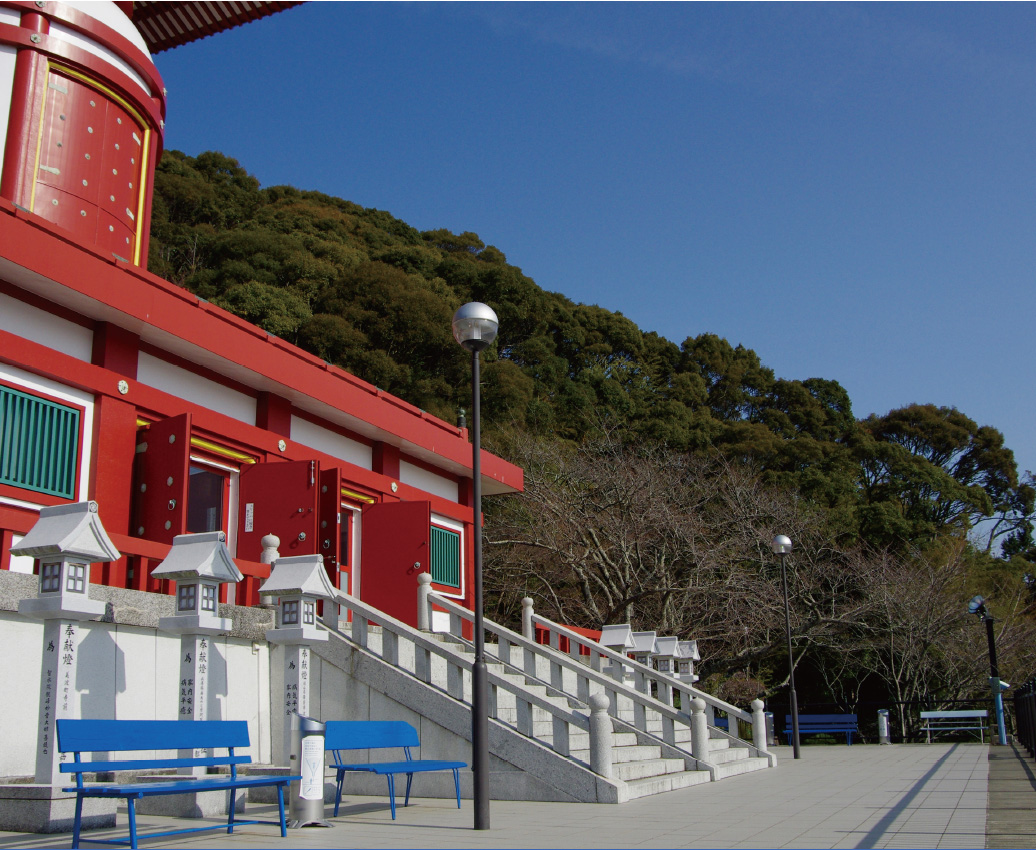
[678, 640, 701, 661]
[259, 554, 335, 600]
[11, 501, 121, 563]
[654, 636, 680, 658]
[131, 1, 303, 53]
[150, 531, 242, 582]
[631, 631, 658, 655]
[598, 623, 634, 651]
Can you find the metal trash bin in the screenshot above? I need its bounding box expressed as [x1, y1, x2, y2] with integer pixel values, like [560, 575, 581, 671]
[289, 713, 332, 829]
[878, 709, 891, 744]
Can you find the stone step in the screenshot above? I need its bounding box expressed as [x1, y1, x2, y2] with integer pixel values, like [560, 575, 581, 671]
[569, 744, 664, 765]
[624, 768, 712, 799]
[613, 757, 688, 782]
[705, 746, 751, 765]
[711, 756, 772, 780]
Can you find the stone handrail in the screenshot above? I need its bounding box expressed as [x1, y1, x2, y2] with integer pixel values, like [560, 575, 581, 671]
[327, 588, 609, 774]
[418, 576, 773, 768]
[525, 603, 751, 726]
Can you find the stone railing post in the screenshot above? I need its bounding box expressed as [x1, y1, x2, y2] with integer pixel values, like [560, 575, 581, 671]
[752, 699, 768, 752]
[521, 596, 534, 641]
[690, 697, 711, 763]
[588, 693, 613, 779]
[417, 573, 432, 631]
[260, 533, 281, 565]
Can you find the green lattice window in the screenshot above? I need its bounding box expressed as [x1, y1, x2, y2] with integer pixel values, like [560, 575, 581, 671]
[0, 385, 80, 499]
[430, 526, 461, 588]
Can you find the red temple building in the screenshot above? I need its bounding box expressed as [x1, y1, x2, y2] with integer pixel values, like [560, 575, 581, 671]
[0, 0, 523, 626]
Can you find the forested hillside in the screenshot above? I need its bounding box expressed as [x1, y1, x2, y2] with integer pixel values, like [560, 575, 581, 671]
[149, 151, 1036, 722]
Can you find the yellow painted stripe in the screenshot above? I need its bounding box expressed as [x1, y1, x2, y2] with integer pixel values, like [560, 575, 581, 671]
[341, 487, 376, 504]
[189, 437, 257, 464]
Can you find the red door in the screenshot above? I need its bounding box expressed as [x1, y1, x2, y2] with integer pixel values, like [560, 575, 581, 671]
[236, 460, 320, 563]
[360, 501, 430, 627]
[133, 413, 190, 546]
[318, 466, 342, 590]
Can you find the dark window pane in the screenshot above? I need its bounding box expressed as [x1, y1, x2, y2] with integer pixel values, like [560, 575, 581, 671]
[187, 466, 224, 533]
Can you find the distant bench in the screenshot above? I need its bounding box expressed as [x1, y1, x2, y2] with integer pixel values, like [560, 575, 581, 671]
[57, 719, 298, 849]
[786, 714, 859, 745]
[920, 710, 987, 743]
[325, 720, 466, 820]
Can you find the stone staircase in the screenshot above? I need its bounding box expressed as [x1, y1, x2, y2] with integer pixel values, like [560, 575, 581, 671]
[316, 590, 775, 803]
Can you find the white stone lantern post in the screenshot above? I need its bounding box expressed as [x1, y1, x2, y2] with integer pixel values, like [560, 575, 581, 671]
[653, 636, 680, 705]
[259, 554, 336, 765]
[151, 531, 242, 728]
[12, 501, 120, 785]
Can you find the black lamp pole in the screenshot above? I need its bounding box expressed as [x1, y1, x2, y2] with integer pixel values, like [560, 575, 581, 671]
[469, 345, 490, 830]
[772, 535, 800, 759]
[452, 302, 499, 831]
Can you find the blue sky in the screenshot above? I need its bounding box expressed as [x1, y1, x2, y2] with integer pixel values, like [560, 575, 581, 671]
[155, 2, 1036, 476]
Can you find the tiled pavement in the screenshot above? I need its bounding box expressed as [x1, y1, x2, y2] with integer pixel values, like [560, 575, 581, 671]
[0, 743, 1024, 850]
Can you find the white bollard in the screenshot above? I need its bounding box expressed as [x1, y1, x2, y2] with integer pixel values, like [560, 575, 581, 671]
[752, 699, 768, 752]
[522, 597, 535, 641]
[588, 693, 614, 779]
[417, 572, 432, 631]
[690, 697, 711, 763]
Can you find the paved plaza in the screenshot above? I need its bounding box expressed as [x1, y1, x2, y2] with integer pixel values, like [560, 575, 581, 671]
[2, 743, 1031, 850]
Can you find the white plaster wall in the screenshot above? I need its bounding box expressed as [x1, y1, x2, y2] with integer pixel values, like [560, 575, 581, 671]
[400, 460, 458, 503]
[289, 416, 372, 469]
[49, 20, 151, 98]
[6, 535, 33, 574]
[226, 639, 270, 765]
[137, 353, 256, 425]
[0, 613, 44, 776]
[0, 293, 94, 362]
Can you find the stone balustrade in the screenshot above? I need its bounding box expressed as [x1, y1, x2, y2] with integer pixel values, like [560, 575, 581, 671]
[417, 576, 774, 772]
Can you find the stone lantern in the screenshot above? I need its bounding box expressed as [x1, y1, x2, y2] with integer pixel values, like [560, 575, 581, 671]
[630, 631, 658, 668]
[260, 554, 336, 644]
[11, 501, 120, 789]
[676, 640, 701, 684]
[653, 636, 680, 677]
[598, 623, 635, 682]
[151, 531, 242, 635]
[259, 554, 336, 765]
[14, 501, 119, 622]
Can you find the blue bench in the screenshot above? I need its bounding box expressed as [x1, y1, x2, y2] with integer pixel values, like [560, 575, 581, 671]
[57, 719, 298, 849]
[786, 713, 859, 745]
[325, 720, 466, 819]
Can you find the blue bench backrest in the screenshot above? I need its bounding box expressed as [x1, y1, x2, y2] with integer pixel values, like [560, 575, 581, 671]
[57, 719, 251, 753]
[325, 720, 420, 751]
[787, 714, 858, 726]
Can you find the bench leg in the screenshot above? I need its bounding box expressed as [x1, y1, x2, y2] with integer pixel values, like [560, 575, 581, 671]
[453, 768, 461, 810]
[404, 773, 414, 809]
[70, 793, 84, 850]
[334, 770, 344, 817]
[386, 775, 397, 820]
[227, 788, 237, 834]
[127, 798, 138, 850]
[276, 783, 287, 837]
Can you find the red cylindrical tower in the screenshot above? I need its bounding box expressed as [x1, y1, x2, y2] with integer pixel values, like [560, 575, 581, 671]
[0, 1, 165, 266]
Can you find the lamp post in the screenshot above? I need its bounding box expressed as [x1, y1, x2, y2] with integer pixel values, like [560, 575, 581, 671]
[968, 595, 1008, 745]
[771, 534, 801, 759]
[452, 301, 499, 831]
